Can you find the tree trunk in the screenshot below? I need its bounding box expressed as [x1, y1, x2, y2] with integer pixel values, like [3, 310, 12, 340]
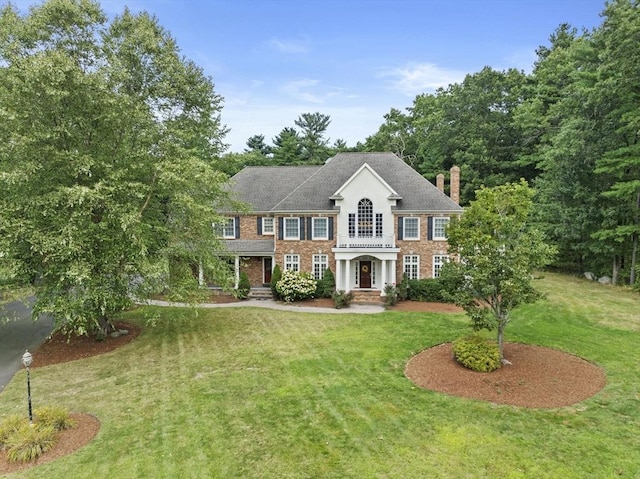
[497, 321, 505, 363]
[612, 256, 620, 285]
[97, 315, 116, 338]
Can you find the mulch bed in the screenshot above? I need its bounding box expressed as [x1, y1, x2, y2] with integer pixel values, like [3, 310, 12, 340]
[405, 342, 607, 408]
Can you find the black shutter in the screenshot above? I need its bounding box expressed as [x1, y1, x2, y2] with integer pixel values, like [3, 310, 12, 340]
[278, 217, 283, 240]
[299, 217, 305, 240]
[398, 216, 404, 240]
[328, 217, 334, 240]
[427, 217, 433, 240]
[235, 217, 240, 239]
[257, 216, 262, 235]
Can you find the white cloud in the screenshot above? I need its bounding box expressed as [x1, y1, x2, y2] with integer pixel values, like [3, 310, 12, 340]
[280, 78, 324, 104]
[378, 62, 467, 97]
[268, 38, 308, 54]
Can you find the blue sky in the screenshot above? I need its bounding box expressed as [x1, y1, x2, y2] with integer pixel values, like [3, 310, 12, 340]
[16, 0, 607, 152]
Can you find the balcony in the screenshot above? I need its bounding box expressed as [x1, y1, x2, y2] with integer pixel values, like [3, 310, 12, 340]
[336, 234, 395, 249]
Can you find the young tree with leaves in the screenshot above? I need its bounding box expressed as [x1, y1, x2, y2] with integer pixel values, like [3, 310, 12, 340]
[441, 181, 556, 361]
[0, 0, 234, 336]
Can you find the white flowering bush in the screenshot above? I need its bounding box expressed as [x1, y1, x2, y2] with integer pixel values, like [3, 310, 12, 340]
[275, 270, 317, 302]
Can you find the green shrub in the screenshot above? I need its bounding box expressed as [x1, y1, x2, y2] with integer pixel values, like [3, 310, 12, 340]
[407, 278, 447, 302]
[452, 335, 501, 372]
[5, 423, 56, 462]
[0, 414, 28, 449]
[383, 284, 398, 306]
[397, 274, 409, 301]
[332, 289, 354, 309]
[275, 270, 317, 302]
[270, 264, 282, 300]
[35, 406, 76, 431]
[234, 271, 251, 299]
[316, 268, 335, 298]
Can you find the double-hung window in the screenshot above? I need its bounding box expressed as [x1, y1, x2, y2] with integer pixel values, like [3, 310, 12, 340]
[432, 217, 449, 240]
[284, 217, 300, 240]
[403, 217, 420, 240]
[433, 255, 449, 278]
[262, 217, 274, 235]
[221, 218, 236, 239]
[403, 255, 420, 280]
[312, 254, 328, 279]
[284, 254, 300, 272]
[312, 217, 328, 240]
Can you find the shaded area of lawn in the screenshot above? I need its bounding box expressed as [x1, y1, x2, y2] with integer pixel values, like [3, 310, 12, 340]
[0, 274, 639, 478]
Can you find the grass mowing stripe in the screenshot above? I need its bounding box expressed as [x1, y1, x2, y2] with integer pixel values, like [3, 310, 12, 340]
[1, 274, 639, 477]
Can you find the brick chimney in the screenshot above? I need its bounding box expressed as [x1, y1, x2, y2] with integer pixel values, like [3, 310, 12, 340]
[436, 173, 445, 193]
[450, 166, 460, 204]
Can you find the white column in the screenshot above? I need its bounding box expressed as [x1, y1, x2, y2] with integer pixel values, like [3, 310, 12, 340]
[234, 255, 240, 289]
[390, 259, 397, 284]
[344, 260, 351, 293]
[336, 259, 343, 291]
[380, 259, 387, 296]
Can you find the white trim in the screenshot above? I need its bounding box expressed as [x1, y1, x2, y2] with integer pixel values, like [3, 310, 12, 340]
[284, 254, 300, 271]
[222, 217, 236, 239]
[403, 217, 420, 240]
[262, 217, 274, 235]
[403, 254, 420, 280]
[432, 217, 449, 241]
[312, 217, 328, 240]
[283, 217, 300, 240]
[312, 254, 328, 279]
[433, 254, 449, 278]
[332, 163, 400, 198]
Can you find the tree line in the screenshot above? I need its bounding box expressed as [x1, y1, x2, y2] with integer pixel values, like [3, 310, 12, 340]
[0, 0, 636, 338]
[228, 0, 639, 286]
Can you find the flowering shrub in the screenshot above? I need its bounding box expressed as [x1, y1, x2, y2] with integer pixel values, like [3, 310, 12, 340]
[275, 270, 317, 302]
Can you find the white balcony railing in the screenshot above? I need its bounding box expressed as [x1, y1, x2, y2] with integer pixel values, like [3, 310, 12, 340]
[336, 234, 395, 249]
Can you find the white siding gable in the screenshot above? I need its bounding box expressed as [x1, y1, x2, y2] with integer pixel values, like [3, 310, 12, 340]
[332, 164, 398, 238]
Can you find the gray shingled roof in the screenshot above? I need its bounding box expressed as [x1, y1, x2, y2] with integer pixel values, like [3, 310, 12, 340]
[224, 239, 275, 254]
[228, 153, 462, 214]
[224, 166, 321, 213]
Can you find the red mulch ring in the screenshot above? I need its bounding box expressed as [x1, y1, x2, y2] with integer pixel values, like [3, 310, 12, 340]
[0, 413, 99, 475]
[405, 342, 607, 408]
[33, 321, 142, 368]
[0, 322, 140, 474]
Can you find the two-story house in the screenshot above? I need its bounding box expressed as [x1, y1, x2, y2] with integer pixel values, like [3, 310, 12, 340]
[219, 152, 462, 300]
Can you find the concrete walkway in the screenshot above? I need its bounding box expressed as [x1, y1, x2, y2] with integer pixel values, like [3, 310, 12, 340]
[144, 298, 385, 314]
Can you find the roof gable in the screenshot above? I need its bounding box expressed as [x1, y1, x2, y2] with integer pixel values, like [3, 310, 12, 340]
[332, 162, 400, 200]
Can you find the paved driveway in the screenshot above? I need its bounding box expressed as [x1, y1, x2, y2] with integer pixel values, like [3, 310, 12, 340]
[0, 299, 55, 392]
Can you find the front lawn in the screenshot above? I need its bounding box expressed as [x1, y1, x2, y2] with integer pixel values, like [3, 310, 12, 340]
[1, 273, 638, 478]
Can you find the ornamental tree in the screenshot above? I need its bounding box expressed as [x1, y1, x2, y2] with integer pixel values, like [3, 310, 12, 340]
[441, 180, 556, 361]
[0, 0, 234, 336]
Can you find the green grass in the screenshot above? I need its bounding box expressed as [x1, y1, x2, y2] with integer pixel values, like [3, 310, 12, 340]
[1, 273, 639, 478]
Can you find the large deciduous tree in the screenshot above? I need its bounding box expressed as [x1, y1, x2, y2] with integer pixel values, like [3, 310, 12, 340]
[442, 181, 556, 361]
[0, 0, 233, 336]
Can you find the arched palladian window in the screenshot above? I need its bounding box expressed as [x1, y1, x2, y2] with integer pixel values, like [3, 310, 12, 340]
[349, 198, 382, 238]
[358, 198, 373, 238]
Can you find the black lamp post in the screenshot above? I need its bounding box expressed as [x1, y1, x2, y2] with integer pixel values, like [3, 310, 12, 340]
[21, 350, 33, 424]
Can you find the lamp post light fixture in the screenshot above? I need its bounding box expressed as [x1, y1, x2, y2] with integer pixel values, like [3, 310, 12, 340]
[21, 350, 33, 424]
